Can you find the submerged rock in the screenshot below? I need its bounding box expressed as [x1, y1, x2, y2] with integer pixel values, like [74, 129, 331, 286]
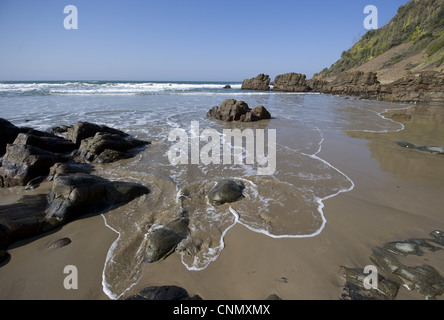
[417, 145, 444, 155]
[396, 141, 416, 149]
[207, 179, 245, 206]
[144, 219, 190, 263]
[342, 230, 444, 300]
[125, 285, 202, 300]
[340, 266, 399, 300]
[45, 173, 149, 227]
[393, 265, 444, 299]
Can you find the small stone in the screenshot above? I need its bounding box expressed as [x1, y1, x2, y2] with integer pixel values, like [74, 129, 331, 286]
[46, 237, 72, 248]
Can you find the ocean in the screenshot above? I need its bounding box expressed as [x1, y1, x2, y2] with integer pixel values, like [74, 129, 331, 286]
[0, 80, 409, 299]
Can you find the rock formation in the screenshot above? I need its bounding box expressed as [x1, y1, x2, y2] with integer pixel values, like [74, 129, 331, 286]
[207, 99, 271, 122]
[241, 73, 271, 91]
[272, 72, 311, 92]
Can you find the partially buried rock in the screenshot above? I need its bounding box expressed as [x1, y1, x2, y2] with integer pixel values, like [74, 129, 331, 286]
[207, 179, 245, 206]
[45, 173, 149, 228]
[144, 219, 190, 263]
[125, 285, 202, 300]
[207, 99, 271, 122]
[340, 266, 400, 300]
[0, 194, 48, 250]
[46, 237, 72, 248]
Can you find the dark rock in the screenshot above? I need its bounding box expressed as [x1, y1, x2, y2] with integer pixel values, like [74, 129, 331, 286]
[45, 173, 149, 227]
[417, 145, 444, 155]
[207, 179, 245, 206]
[50, 125, 72, 134]
[144, 219, 189, 263]
[46, 237, 72, 248]
[207, 99, 271, 122]
[0, 249, 10, 265]
[241, 74, 271, 91]
[13, 133, 76, 154]
[272, 73, 311, 92]
[25, 175, 48, 190]
[223, 84, 231, 89]
[430, 230, 444, 246]
[67, 121, 129, 146]
[0, 118, 20, 156]
[393, 265, 444, 299]
[383, 241, 424, 256]
[0, 194, 48, 249]
[396, 141, 416, 148]
[47, 162, 93, 181]
[0, 144, 57, 187]
[251, 105, 271, 120]
[340, 267, 399, 300]
[77, 132, 149, 163]
[125, 285, 202, 300]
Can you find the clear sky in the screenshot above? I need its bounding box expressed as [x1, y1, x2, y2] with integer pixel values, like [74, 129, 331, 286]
[0, 0, 410, 81]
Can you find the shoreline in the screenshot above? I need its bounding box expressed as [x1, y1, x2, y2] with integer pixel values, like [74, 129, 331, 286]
[1, 99, 444, 300]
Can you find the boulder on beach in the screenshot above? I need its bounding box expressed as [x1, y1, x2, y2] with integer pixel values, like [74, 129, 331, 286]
[207, 179, 245, 206]
[0, 118, 20, 156]
[207, 99, 271, 122]
[0, 144, 57, 187]
[14, 132, 76, 154]
[241, 74, 271, 91]
[77, 132, 149, 163]
[67, 121, 129, 146]
[272, 72, 311, 92]
[144, 219, 190, 263]
[45, 173, 150, 227]
[125, 285, 202, 300]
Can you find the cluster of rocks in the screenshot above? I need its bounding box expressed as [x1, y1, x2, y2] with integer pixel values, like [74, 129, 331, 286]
[0, 119, 151, 264]
[396, 141, 444, 155]
[143, 179, 245, 264]
[241, 71, 444, 103]
[341, 230, 444, 300]
[207, 99, 271, 122]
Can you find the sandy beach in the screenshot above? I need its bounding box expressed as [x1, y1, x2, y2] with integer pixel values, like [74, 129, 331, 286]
[1, 100, 443, 300]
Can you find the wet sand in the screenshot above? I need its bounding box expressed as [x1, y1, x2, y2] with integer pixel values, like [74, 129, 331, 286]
[1, 103, 444, 300]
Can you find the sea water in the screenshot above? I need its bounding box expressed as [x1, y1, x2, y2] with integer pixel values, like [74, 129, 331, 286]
[0, 80, 409, 299]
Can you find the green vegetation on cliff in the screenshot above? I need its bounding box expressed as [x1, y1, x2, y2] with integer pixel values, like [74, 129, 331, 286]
[317, 0, 444, 77]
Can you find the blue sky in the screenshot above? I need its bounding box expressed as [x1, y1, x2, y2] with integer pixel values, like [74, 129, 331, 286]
[0, 0, 409, 81]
